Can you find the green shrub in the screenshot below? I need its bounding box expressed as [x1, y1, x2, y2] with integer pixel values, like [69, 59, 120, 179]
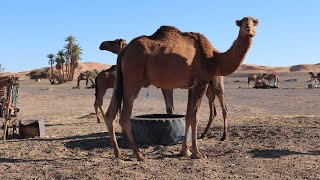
[86, 69, 99, 78]
[28, 68, 50, 79]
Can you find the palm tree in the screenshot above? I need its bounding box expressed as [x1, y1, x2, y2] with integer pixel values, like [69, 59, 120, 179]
[64, 36, 82, 81]
[47, 53, 55, 77]
[65, 36, 75, 81]
[65, 59, 70, 81]
[57, 50, 66, 81]
[70, 44, 82, 80]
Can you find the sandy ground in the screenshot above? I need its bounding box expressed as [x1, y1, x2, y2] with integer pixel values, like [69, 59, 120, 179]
[0, 72, 319, 179]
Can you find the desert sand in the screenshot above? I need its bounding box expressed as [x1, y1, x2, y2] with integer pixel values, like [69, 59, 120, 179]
[0, 64, 319, 179]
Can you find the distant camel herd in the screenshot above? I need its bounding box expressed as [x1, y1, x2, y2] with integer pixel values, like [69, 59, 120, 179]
[247, 73, 280, 88]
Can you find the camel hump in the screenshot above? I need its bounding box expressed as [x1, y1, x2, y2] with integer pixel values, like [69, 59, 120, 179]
[149, 26, 183, 39]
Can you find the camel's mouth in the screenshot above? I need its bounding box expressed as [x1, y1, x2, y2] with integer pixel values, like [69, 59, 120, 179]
[99, 42, 108, 50]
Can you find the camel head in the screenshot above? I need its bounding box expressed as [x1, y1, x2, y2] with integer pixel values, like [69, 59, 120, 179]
[308, 72, 315, 76]
[236, 16, 259, 37]
[99, 39, 127, 55]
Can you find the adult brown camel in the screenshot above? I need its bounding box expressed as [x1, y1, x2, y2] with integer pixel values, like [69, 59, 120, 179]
[199, 76, 228, 141]
[76, 72, 95, 88]
[104, 16, 259, 161]
[96, 39, 174, 123]
[247, 74, 258, 88]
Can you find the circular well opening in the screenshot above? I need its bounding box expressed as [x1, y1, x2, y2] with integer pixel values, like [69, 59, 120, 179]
[134, 114, 185, 119]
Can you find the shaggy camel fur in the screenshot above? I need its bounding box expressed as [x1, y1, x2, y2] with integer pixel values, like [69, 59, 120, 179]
[199, 76, 228, 140]
[308, 72, 320, 85]
[76, 72, 95, 89]
[96, 39, 174, 123]
[104, 16, 259, 161]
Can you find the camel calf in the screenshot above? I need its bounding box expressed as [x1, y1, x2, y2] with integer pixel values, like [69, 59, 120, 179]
[199, 76, 228, 141]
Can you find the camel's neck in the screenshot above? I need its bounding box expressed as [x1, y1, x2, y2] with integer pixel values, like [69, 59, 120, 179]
[211, 33, 252, 76]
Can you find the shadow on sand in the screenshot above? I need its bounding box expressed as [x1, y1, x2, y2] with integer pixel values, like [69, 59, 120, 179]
[249, 149, 320, 158]
[28, 132, 131, 150]
[0, 157, 82, 164]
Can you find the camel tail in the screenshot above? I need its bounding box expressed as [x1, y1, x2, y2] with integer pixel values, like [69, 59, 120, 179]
[114, 50, 124, 112]
[94, 76, 98, 98]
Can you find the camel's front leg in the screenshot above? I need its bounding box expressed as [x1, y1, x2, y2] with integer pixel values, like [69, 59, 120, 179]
[85, 79, 89, 88]
[183, 83, 208, 159]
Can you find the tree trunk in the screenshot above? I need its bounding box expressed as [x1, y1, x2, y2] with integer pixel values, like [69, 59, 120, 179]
[62, 63, 65, 81]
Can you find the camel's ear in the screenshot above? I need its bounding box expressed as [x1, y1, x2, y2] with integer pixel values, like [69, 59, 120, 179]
[253, 19, 259, 26]
[119, 39, 126, 48]
[236, 19, 242, 27]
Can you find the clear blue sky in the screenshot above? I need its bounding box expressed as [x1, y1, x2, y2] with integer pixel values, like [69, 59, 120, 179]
[1, 1, 319, 72]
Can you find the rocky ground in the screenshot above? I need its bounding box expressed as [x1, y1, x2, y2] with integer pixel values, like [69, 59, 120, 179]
[0, 72, 319, 179]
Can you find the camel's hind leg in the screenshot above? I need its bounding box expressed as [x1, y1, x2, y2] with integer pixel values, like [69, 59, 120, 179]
[94, 101, 105, 123]
[94, 102, 100, 123]
[181, 83, 208, 159]
[199, 83, 216, 139]
[119, 86, 145, 161]
[161, 89, 174, 114]
[104, 94, 124, 160]
[94, 88, 107, 123]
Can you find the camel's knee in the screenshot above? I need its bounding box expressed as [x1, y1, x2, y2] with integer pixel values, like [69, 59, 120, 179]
[222, 110, 227, 118]
[94, 102, 99, 109]
[94, 99, 103, 107]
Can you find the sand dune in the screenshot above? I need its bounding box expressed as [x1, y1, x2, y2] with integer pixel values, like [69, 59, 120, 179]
[236, 63, 320, 73]
[2, 62, 319, 76]
[77, 62, 320, 74]
[75, 62, 111, 72]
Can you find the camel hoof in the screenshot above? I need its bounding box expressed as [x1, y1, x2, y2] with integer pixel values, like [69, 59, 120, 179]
[180, 149, 192, 157]
[136, 153, 146, 161]
[199, 133, 207, 139]
[115, 152, 126, 160]
[220, 135, 228, 141]
[191, 152, 206, 159]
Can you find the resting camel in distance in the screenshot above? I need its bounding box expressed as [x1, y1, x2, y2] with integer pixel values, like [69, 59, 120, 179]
[96, 39, 174, 123]
[263, 73, 279, 86]
[76, 72, 95, 89]
[104, 16, 259, 161]
[247, 74, 258, 88]
[308, 72, 320, 85]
